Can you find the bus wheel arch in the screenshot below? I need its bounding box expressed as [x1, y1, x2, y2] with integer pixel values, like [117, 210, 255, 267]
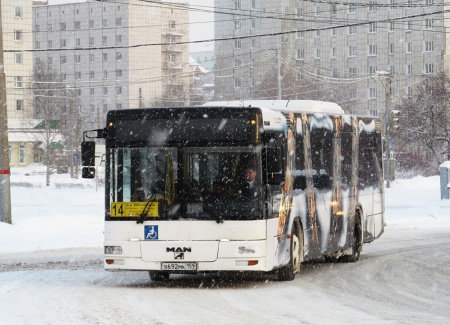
[343, 208, 363, 262]
[277, 218, 304, 281]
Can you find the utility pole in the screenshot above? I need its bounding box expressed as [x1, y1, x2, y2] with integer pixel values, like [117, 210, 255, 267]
[0, 5, 12, 224]
[276, 47, 281, 100]
[376, 70, 392, 188]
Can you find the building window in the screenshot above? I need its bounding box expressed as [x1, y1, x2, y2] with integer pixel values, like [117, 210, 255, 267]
[407, 64, 413, 75]
[75, 55, 81, 63]
[296, 8, 303, 18]
[75, 71, 81, 79]
[349, 25, 356, 35]
[348, 4, 356, 13]
[406, 20, 412, 31]
[90, 88, 95, 96]
[390, 0, 395, 10]
[424, 18, 433, 29]
[252, 0, 256, 9]
[169, 21, 176, 30]
[14, 30, 23, 41]
[103, 53, 108, 61]
[116, 18, 122, 26]
[348, 45, 356, 57]
[234, 21, 241, 30]
[406, 42, 412, 53]
[102, 36, 107, 45]
[116, 86, 122, 95]
[407, 86, 412, 97]
[61, 73, 66, 81]
[60, 55, 66, 64]
[296, 29, 304, 39]
[389, 43, 394, 54]
[103, 87, 108, 95]
[48, 24, 53, 32]
[424, 63, 434, 74]
[103, 19, 107, 27]
[390, 22, 395, 32]
[369, 88, 377, 98]
[368, 1, 377, 11]
[75, 38, 81, 47]
[368, 22, 377, 33]
[331, 4, 337, 15]
[14, 76, 23, 88]
[19, 145, 25, 164]
[350, 88, 357, 99]
[332, 48, 337, 58]
[15, 53, 22, 64]
[89, 71, 95, 79]
[426, 0, 433, 5]
[14, 6, 23, 18]
[424, 41, 434, 52]
[369, 66, 377, 74]
[48, 40, 53, 48]
[116, 52, 122, 61]
[116, 103, 123, 110]
[116, 70, 122, 78]
[116, 35, 122, 44]
[315, 49, 320, 59]
[61, 39, 66, 48]
[103, 70, 108, 79]
[35, 25, 40, 32]
[16, 99, 23, 110]
[103, 104, 108, 113]
[234, 1, 241, 10]
[90, 54, 95, 62]
[89, 20, 94, 28]
[234, 78, 241, 88]
[60, 23, 66, 31]
[349, 67, 356, 77]
[368, 44, 377, 56]
[90, 37, 94, 46]
[75, 21, 81, 30]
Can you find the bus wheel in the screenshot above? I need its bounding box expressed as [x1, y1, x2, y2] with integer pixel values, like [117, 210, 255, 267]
[149, 271, 170, 282]
[342, 216, 362, 263]
[277, 220, 303, 281]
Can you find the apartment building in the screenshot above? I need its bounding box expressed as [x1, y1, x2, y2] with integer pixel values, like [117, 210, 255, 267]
[215, 0, 447, 116]
[2, 1, 37, 167]
[33, 0, 190, 130]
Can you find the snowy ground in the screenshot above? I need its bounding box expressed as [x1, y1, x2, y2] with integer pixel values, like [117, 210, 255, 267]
[1, 169, 450, 324]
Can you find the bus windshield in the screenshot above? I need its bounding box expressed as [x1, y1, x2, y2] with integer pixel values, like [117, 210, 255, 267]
[107, 146, 264, 221]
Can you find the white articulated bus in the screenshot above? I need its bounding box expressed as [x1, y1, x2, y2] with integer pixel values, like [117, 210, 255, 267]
[81, 100, 385, 281]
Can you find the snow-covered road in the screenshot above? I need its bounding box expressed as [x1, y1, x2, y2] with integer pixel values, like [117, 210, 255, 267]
[1, 174, 450, 324]
[1, 227, 449, 325]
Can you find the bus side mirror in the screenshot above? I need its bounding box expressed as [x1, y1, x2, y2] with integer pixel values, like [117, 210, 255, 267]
[82, 167, 95, 179]
[266, 148, 284, 185]
[81, 141, 96, 179]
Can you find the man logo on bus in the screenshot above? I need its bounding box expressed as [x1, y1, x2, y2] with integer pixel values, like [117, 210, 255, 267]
[144, 225, 158, 240]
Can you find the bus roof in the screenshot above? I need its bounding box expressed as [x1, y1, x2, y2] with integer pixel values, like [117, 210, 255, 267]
[203, 100, 345, 115]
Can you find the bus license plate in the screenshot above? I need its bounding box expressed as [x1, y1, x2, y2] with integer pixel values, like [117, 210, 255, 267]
[161, 262, 197, 271]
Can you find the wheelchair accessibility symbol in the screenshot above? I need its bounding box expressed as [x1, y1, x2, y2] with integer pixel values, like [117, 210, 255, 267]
[144, 225, 158, 240]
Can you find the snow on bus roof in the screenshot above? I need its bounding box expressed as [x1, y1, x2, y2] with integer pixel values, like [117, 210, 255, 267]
[203, 100, 344, 115]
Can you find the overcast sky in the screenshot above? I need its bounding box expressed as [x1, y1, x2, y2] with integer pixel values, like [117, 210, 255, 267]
[47, 0, 214, 51]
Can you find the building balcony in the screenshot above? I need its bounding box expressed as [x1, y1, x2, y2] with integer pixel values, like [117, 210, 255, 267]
[162, 44, 184, 53]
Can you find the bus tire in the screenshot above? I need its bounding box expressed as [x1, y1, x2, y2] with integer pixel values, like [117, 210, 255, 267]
[277, 220, 303, 281]
[149, 271, 170, 282]
[342, 213, 362, 263]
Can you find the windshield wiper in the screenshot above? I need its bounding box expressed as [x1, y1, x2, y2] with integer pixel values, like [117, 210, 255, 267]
[136, 194, 156, 224]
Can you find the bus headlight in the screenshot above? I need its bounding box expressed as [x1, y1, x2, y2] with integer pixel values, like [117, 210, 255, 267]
[105, 246, 123, 254]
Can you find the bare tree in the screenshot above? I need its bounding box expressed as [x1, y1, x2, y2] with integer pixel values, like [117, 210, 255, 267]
[395, 71, 450, 175]
[32, 59, 69, 186]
